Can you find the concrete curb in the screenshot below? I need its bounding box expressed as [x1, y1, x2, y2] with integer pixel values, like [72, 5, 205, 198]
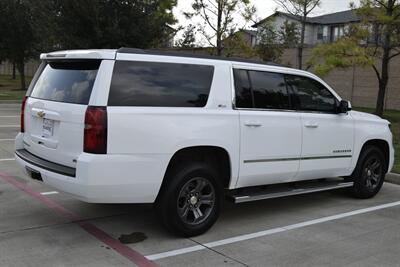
[386, 172, 400, 185]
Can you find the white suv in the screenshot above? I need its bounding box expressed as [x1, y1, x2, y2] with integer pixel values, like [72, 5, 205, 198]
[15, 48, 395, 236]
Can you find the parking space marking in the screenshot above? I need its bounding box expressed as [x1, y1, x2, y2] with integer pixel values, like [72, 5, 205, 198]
[0, 158, 15, 162]
[40, 191, 59, 195]
[0, 125, 19, 128]
[0, 172, 159, 267]
[146, 200, 400, 261]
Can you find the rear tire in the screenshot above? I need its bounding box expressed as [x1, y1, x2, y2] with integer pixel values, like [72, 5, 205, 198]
[155, 162, 222, 237]
[350, 146, 386, 199]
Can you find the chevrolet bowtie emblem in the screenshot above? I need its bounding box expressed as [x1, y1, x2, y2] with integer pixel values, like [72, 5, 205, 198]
[37, 111, 45, 118]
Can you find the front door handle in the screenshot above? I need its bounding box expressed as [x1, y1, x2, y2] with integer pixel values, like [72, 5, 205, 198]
[244, 121, 262, 127]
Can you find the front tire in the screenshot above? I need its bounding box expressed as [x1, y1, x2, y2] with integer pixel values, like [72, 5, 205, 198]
[350, 146, 386, 199]
[156, 162, 222, 237]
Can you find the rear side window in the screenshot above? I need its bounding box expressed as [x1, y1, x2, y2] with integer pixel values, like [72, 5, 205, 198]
[30, 60, 100, 104]
[233, 69, 253, 108]
[233, 69, 289, 110]
[285, 75, 337, 113]
[249, 71, 289, 110]
[108, 61, 214, 107]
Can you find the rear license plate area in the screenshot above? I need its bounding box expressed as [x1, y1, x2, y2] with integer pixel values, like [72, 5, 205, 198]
[26, 166, 43, 181]
[42, 118, 54, 138]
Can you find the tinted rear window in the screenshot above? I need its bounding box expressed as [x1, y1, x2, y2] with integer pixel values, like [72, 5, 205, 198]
[108, 61, 214, 107]
[30, 60, 100, 104]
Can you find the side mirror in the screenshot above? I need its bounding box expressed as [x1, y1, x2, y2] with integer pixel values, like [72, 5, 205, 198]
[338, 100, 352, 113]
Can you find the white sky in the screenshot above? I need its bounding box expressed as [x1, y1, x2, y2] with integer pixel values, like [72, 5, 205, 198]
[173, 0, 360, 44]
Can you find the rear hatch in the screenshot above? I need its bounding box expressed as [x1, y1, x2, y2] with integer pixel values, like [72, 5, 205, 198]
[23, 60, 101, 168]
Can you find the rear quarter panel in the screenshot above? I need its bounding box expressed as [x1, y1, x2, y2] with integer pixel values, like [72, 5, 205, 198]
[105, 57, 240, 189]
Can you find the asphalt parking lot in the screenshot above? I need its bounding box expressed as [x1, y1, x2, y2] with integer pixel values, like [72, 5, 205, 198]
[1, 103, 400, 267]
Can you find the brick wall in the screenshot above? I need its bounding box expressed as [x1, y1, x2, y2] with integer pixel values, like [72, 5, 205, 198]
[281, 48, 400, 110]
[0, 60, 40, 77]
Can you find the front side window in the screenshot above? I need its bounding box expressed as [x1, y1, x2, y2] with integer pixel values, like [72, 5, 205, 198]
[30, 60, 100, 104]
[285, 75, 337, 113]
[108, 61, 214, 107]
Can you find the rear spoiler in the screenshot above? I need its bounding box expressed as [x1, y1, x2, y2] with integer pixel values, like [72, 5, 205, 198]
[40, 50, 117, 60]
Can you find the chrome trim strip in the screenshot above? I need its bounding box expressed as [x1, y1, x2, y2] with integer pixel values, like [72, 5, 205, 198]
[244, 155, 352, 163]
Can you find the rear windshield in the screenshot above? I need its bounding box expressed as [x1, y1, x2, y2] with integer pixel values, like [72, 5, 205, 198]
[108, 61, 214, 107]
[30, 60, 100, 104]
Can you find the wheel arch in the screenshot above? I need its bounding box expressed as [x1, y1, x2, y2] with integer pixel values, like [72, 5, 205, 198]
[359, 139, 390, 173]
[156, 146, 232, 200]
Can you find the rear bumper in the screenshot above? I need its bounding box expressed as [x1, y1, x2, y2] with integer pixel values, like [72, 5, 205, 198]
[15, 149, 76, 177]
[15, 134, 169, 203]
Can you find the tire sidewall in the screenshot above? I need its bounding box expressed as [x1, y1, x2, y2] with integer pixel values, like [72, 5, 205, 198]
[158, 162, 222, 237]
[352, 146, 386, 198]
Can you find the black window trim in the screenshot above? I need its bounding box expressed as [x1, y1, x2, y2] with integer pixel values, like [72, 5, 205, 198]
[232, 68, 341, 115]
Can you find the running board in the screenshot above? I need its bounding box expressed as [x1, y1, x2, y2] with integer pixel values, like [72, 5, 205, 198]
[227, 179, 354, 204]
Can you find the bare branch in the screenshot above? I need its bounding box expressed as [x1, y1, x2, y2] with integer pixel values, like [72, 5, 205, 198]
[371, 64, 382, 81]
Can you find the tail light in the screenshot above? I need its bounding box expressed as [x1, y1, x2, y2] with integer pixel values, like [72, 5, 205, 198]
[21, 96, 28, 133]
[84, 106, 107, 154]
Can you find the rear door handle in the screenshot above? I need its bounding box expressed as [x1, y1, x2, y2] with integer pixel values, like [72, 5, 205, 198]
[304, 122, 319, 128]
[244, 121, 262, 127]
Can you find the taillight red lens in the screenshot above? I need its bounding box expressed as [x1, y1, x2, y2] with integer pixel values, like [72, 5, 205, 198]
[21, 96, 27, 133]
[84, 106, 107, 154]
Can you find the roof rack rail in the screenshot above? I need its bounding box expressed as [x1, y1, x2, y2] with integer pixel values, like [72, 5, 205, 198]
[117, 47, 281, 67]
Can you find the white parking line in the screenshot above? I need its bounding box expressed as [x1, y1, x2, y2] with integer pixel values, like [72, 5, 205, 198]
[146, 200, 400, 261]
[0, 125, 19, 128]
[40, 191, 59, 195]
[0, 158, 15, 162]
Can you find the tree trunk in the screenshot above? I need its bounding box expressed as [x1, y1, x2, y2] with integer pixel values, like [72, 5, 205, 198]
[216, 1, 223, 56]
[16, 61, 26, 90]
[12, 61, 16, 80]
[298, 16, 306, 70]
[375, 1, 394, 116]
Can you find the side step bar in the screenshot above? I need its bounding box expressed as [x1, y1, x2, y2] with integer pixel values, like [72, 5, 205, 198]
[227, 179, 354, 203]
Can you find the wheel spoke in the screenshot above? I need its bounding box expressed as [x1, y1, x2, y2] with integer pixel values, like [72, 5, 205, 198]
[192, 206, 203, 220]
[178, 202, 190, 218]
[366, 178, 372, 188]
[199, 193, 214, 206]
[371, 160, 381, 172]
[194, 179, 207, 193]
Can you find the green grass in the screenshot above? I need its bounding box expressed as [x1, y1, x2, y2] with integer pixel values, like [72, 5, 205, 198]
[354, 107, 400, 174]
[0, 75, 31, 101]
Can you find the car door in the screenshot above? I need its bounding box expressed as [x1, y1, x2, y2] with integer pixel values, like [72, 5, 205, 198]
[234, 68, 302, 188]
[285, 74, 354, 181]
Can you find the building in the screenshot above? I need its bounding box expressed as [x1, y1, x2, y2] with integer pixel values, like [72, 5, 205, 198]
[251, 9, 360, 46]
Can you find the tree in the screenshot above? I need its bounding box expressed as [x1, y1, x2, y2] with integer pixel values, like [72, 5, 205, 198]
[274, 0, 321, 69]
[279, 20, 300, 47]
[53, 0, 177, 49]
[256, 20, 299, 62]
[223, 31, 256, 58]
[256, 22, 284, 62]
[0, 0, 52, 90]
[184, 0, 255, 56]
[309, 0, 400, 116]
[176, 24, 197, 48]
